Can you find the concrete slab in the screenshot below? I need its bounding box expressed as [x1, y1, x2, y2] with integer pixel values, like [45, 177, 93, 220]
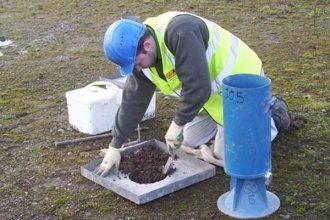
[81, 139, 216, 204]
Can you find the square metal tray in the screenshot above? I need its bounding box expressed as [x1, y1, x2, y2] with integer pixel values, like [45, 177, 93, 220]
[81, 139, 216, 204]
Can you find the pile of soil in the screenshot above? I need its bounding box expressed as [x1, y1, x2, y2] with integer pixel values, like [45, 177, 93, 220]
[286, 114, 306, 134]
[289, 115, 305, 130]
[119, 145, 176, 184]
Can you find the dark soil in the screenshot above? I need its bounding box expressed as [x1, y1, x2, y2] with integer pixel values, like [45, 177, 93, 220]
[119, 145, 176, 184]
[289, 115, 306, 131]
[284, 114, 306, 135]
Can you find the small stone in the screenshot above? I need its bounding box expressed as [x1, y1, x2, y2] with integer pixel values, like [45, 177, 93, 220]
[84, 212, 92, 218]
[303, 94, 311, 99]
[79, 152, 90, 157]
[31, 186, 39, 192]
[0, 39, 13, 47]
[283, 214, 291, 219]
[56, 55, 75, 62]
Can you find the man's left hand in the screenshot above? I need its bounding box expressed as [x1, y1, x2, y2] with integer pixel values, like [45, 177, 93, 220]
[165, 120, 184, 151]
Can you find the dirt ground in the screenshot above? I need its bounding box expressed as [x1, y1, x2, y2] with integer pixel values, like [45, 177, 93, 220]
[0, 0, 329, 219]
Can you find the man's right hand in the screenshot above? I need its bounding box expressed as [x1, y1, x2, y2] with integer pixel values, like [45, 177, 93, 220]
[94, 145, 121, 177]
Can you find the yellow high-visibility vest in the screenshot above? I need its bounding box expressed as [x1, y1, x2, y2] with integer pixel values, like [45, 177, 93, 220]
[142, 11, 263, 125]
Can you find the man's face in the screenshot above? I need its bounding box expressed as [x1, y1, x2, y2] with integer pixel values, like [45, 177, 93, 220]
[134, 37, 156, 72]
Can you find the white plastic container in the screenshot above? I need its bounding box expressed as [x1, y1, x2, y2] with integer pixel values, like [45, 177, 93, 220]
[66, 80, 156, 135]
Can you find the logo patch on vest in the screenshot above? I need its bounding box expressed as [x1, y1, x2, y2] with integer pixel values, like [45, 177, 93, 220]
[166, 69, 177, 80]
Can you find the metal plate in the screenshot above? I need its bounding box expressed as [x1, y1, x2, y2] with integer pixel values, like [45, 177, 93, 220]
[81, 139, 216, 204]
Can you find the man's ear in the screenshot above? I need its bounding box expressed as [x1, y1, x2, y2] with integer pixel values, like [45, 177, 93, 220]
[143, 38, 152, 51]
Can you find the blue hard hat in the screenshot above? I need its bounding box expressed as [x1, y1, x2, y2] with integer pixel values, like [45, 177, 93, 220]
[103, 19, 146, 76]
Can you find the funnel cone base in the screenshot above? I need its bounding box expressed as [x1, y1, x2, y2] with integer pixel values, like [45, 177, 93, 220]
[217, 178, 280, 219]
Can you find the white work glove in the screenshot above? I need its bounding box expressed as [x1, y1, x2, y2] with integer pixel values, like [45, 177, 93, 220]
[94, 145, 122, 177]
[165, 121, 184, 151]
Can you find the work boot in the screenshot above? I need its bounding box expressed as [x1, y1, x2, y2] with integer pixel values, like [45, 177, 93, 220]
[270, 96, 291, 133]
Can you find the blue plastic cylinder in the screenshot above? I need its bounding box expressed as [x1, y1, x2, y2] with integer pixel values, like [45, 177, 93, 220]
[222, 74, 272, 178]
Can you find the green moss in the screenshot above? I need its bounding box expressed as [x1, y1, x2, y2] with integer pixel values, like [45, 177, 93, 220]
[87, 200, 99, 210]
[179, 202, 188, 211]
[296, 206, 307, 215]
[289, 159, 306, 171]
[26, 46, 41, 58]
[303, 148, 318, 158]
[78, 158, 89, 164]
[53, 196, 69, 207]
[315, 202, 330, 212]
[285, 195, 295, 206]
[1, 115, 14, 122]
[100, 206, 112, 214]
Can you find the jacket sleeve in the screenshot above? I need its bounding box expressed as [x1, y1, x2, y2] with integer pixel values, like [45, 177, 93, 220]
[165, 14, 211, 126]
[110, 72, 156, 148]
